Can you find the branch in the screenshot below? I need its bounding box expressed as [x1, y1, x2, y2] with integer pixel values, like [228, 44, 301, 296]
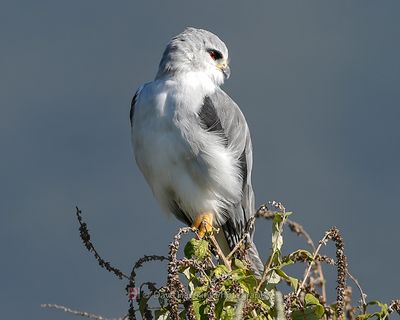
[41, 304, 127, 320]
[75, 207, 129, 280]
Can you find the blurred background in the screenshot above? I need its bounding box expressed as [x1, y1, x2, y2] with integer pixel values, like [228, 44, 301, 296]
[1, 1, 399, 319]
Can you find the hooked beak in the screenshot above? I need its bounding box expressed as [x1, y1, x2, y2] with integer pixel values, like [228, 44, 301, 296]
[217, 61, 231, 79]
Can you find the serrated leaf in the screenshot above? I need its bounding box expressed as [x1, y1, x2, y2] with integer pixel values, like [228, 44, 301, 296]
[233, 258, 248, 270]
[214, 265, 230, 277]
[305, 293, 320, 306]
[184, 239, 209, 260]
[238, 275, 257, 293]
[184, 239, 196, 258]
[196, 239, 209, 260]
[232, 268, 247, 280]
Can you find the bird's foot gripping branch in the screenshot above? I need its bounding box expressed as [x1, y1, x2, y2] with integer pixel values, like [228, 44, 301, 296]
[42, 206, 400, 320]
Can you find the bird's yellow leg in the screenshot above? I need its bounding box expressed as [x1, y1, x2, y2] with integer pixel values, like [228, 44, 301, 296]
[192, 212, 214, 238]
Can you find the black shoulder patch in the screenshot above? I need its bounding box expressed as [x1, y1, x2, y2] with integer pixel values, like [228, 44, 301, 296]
[129, 91, 138, 126]
[198, 96, 228, 146]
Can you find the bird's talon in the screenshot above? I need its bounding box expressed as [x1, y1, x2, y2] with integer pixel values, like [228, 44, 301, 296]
[192, 212, 214, 238]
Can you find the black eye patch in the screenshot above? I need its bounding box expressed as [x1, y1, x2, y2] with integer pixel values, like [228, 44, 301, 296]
[207, 49, 223, 61]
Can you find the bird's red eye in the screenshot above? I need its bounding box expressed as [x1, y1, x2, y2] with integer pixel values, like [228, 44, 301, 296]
[207, 49, 223, 61]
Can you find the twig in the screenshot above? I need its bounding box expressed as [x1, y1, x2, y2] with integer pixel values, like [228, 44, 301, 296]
[41, 304, 127, 320]
[75, 207, 129, 280]
[296, 230, 331, 297]
[256, 203, 327, 302]
[126, 255, 167, 320]
[256, 206, 288, 292]
[389, 300, 400, 315]
[347, 271, 367, 313]
[209, 234, 232, 271]
[226, 217, 255, 260]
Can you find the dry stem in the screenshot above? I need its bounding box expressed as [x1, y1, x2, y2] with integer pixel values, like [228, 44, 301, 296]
[41, 304, 127, 320]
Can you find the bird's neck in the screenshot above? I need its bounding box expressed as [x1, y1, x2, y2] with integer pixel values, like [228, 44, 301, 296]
[158, 71, 220, 96]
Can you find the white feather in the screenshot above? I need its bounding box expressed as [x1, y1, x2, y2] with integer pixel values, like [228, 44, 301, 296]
[132, 71, 241, 225]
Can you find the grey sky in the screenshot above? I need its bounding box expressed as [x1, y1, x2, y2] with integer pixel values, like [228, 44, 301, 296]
[1, 1, 399, 319]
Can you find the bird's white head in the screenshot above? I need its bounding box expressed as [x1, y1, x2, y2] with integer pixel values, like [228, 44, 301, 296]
[156, 27, 230, 87]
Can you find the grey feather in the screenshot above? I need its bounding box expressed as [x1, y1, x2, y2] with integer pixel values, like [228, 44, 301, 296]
[203, 88, 264, 275]
[198, 96, 228, 146]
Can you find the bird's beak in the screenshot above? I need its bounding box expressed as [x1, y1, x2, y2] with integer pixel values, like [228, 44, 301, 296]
[217, 61, 231, 79]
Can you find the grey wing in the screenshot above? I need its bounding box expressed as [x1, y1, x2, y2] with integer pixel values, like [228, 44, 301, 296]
[198, 88, 255, 247]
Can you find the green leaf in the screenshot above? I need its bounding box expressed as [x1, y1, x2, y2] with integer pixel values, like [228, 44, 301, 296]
[155, 308, 169, 320]
[231, 268, 247, 282]
[305, 293, 321, 306]
[214, 265, 230, 277]
[238, 275, 257, 293]
[221, 305, 236, 320]
[292, 305, 324, 320]
[184, 239, 209, 260]
[233, 258, 248, 270]
[215, 295, 226, 319]
[357, 301, 390, 320]
[179, 309, 187, 319]
[192, 286, 209, 320]
[292, 293, 324, 320]
[271, 212, 290, 260]
[274, 268, 299, 291]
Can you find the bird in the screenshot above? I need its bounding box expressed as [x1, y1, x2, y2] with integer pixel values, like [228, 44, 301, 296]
[130, 27, 264, 275]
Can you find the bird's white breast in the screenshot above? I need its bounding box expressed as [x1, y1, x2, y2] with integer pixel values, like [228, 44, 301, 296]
[132, 75, 241, 224]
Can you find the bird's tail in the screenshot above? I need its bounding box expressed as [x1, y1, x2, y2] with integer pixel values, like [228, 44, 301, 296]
[215, 230, 264, 276]
[246, 238, 264, 277]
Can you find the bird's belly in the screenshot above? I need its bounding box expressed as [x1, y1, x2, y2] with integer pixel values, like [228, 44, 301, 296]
[133, 117, 215, 221]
